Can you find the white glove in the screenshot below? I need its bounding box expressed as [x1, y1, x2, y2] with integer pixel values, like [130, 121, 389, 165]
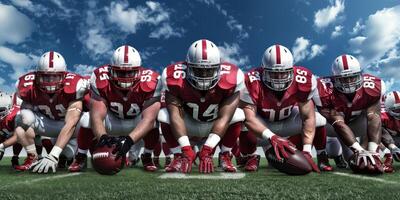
[32, 146, 62, 173]
[356, 149, 376, 166]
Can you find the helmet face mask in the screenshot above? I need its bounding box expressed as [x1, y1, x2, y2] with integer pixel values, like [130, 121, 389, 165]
[333, 72, 362, 94]
[36, 51, 67, 94]
[262, 67, 294, 91]
[186, 63, 220, 91]
[110, 65, 141, 89]
[36, 71, 65, 93]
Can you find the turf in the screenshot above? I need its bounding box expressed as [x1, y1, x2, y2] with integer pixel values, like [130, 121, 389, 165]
[0, 157, 399, 200]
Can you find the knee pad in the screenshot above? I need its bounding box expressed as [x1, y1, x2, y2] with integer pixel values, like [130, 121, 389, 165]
[315, 112, 327, 127]
[230, 108, 245, 124]
[157, 108, 170, 124]
[16, 109, 36, 131]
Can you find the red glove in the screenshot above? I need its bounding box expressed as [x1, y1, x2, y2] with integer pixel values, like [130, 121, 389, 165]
[269, 135, 295, 160]
[199, 145, 214, 173]
[180, 146, 196, 173]
[302, 151, 320, 173]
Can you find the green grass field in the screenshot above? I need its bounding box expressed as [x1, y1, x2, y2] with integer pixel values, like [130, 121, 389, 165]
[0, 157, 399, 200]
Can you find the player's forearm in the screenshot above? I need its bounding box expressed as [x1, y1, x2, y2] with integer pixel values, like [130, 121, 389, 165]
[129, 102, 160, 142]
[302, 117, 315, 145]
[54, 122, 77, 149]
[381, 128, 395, 147]
[332, 122, 357, 147]
[367, 115, 382, 145]
[244, 117, 267, 138]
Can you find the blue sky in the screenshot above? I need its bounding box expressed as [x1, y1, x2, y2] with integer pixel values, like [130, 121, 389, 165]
[0, 0, 399, 93]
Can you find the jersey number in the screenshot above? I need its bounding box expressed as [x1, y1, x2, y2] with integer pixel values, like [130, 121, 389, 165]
[186, 103, 219, 121]
[262, 105, 293, 121]
[37, 104, 66, 119]
[110, 102, 140, 119]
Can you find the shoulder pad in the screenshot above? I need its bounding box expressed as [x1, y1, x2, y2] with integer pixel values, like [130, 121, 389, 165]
[293, 66, 313, 93]
[362, 74, 382, 98]
[63, 72, 89, 98]
[316, 76, 334, 98]
[92, 65, 111, 91]
[242, 68, 263, 104]
[139, 68, 160, 93]
[16, 72, 36, 101]
[165, 62, 186, 88]
[218, 63, 239, 90]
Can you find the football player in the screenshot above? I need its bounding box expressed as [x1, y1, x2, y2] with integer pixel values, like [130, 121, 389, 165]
[240, 44, 322, 172]
[158, 39, 245, 173]
[13, 51, 89, 173]
[313, 54, 385, 173]
[379, 91, 400, 172]
[0, 92, 18, 162]
[85, 45, 161, 172]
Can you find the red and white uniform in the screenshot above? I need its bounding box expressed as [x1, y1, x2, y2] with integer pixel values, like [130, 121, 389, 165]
[313, 74, 385, 137]
[381, 112, 400, 135]
[15, 72, 89, 137]
[82, 65, 161, 135]
[157, 62, 245, 137]
[241, 66, 325, 136]
[0, 105, 19, 138]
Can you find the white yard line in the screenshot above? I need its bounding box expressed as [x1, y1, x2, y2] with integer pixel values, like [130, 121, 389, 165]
[158, 172, 245, 180]
[333, 172, 399, 185]
[0, 173, 82, 190]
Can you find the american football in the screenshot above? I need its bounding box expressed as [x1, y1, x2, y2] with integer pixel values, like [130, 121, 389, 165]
[91, 145, 124, 175]
[265, 148, 312, 175]
[0, 0, 399, 199]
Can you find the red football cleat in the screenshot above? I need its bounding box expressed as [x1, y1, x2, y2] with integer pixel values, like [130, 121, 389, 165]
[317, 152, 333, 171]
[219, 152, 237, 172]
[15, 153, 37, 171]
[244, 154, 260, 172]
[383, 153, 394, 173]
[141, 153, 157, 172]
[68, 153, 87, 173]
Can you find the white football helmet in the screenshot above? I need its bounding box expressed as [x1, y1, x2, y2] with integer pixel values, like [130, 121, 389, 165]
[384, 91, 400, 119]
[331, 54, 362, 94]
[0, 92, 12, 118]
[186, 39, 221, 90]
[261, 44, 294, 91]
[110, 45, 142, 89]
[36, 51, 67, 93]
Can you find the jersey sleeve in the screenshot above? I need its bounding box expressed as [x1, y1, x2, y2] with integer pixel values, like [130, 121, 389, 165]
[307, 75, 318, 101]
[312, 77, 333, 109]
[240, 70, 260, 105]
[139, 69, 161, 100]
[235, 68, 245, 93]
[63, 73, 89, 100]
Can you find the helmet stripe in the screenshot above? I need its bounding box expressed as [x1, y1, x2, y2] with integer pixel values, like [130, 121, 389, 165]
[275, 45, 281, 64]
[49, 51, 54, 68]
[124, 45, 129, 63]
[394, 91, 400, 104]
[341, 55, 349, 70]
[202, 39, 207, 60]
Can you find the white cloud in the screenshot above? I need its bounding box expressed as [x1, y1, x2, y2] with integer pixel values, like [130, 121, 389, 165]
[348, 5, 400, 67]
[0, 46, 38, 80]
[350, 19, 364, 35]
[141, 47, 162, 61]
[73, 64, 97, 76]
[218, 43, 250, 67]
[331, 25, 343, 38]
[349, 5, 400, 91]
[0, 3, 35, 45]
[197, 0, 249, 39]
[292, 37, 326, 62]
[149, 23, 185, 39]
[314, 0, 345, 29]
[10, 0, 48, 17]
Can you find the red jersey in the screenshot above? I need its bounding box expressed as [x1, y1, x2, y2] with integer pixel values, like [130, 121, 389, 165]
[17, 72, 88, 120]
[241, 66, 316, 122]
[91, 65, 161, 119]
[313, 74, 384, 121]
[162, 62, 244, 122]
[381, 112, 400, 134]
[0, 105, 19, 138]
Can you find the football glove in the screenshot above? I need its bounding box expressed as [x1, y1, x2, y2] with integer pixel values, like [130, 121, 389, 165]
[97, 134, 117, 148]
[114, 136, 134, 160]
[32, 153, 59, 173]
[269, 135, 296, 161]
[390, 147, 400, 162]
[302, 151, 320, 173]
[180, 146, 196, 173]
[199, 145, 214, 173]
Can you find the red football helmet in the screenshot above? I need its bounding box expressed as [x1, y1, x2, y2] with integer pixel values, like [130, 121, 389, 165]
[110, 45, 142, 90]
[35, 51, 67, 93]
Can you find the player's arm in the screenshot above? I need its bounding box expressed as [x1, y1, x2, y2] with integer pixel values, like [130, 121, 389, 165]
[241, 100, 295, 160]
[90, 93, 108, 139]
[32, 100, 83, 173]
[365, 99, 382, 151]
[381, 127, 395, 148]
[54, 100, 83, 150]
[319, 107, 359, 149]
[166, 92, 188, 139]
[298, 100, 316, 146]
[128, 97, 161, 142]
[209, 92, 239, 138]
